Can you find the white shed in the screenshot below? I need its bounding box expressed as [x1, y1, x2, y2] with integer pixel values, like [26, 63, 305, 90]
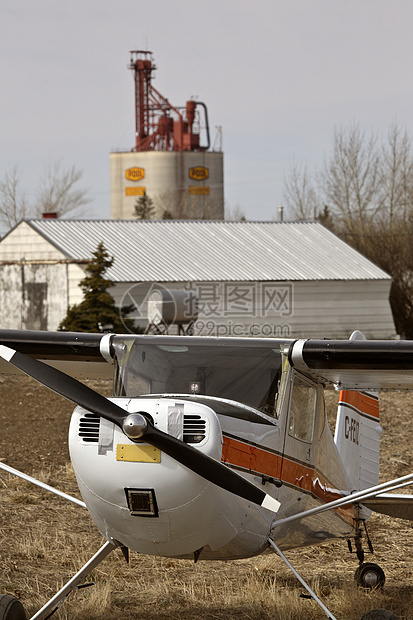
[0, 219, 397, 338]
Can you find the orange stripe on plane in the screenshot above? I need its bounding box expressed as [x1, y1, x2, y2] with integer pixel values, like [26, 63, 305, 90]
[222, 435, 283, 479]
[339, 390, 379, 419]
[222, 435, 355, 524]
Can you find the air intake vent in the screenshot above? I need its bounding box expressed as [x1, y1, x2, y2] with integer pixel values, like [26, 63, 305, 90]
[183, 414, 206, 444]
[78, 412, 100, 443]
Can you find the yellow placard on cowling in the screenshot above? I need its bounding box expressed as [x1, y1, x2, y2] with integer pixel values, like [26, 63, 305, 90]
[116, 444, 161, 463]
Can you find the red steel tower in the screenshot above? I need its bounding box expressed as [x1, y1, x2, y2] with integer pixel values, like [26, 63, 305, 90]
[129, 50, 210, 152]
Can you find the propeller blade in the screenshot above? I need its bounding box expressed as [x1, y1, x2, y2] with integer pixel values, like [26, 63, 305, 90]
[0, 344, 280, 513]
[0, 345, 126, 425]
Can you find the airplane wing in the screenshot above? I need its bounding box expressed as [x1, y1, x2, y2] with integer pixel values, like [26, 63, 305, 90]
[0, 329, 113, 379]
[363, 494, 413, 521]
[289, 339, 413, 390]
[2, 331, 413, 387]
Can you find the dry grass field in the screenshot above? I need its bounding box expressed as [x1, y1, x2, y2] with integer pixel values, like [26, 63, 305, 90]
[1, 376, 413, 619]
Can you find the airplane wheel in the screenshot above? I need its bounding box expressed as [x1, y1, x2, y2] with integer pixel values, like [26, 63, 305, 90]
[355, 562, 385, 590]
[0, 595, 27, 620]
[360, 610, 398, 620]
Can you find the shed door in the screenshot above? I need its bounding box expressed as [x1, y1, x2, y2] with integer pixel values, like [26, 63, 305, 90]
[24, 282, 48, 330]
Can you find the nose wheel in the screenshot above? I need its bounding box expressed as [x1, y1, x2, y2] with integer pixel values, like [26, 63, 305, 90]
[354, 562, 385, 590]
[0, 595, 27, 620]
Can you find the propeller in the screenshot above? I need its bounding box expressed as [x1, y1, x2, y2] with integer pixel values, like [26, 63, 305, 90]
[0, 345, 280, 513]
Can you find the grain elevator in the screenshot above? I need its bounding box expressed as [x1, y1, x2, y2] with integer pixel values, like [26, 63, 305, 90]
[110, 51, 224, 220]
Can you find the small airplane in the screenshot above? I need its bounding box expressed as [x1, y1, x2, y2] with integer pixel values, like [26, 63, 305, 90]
[0, 327, 412, 620]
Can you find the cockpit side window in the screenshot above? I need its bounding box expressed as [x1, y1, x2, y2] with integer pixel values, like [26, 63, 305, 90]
[288, 374, 317, 443]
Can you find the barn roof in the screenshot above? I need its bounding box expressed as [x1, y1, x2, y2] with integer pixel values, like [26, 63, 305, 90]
[22, 219, 389, 283]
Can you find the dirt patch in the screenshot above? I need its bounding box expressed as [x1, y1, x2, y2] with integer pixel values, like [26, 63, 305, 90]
[0, 375, 112, 473]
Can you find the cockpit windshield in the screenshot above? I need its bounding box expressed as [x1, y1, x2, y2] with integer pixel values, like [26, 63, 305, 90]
[113, 337, 283, 415]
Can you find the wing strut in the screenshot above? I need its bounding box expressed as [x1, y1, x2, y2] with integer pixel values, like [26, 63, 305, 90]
[0, 462, 86, 508]
[268, 539, 337, 620]
[271, 472, 413, 530]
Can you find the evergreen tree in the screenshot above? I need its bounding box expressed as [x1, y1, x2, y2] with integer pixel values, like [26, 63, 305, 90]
[162, 209, 174, 219]
[134, 191, 155, 219]
[59, 242, 134, 333]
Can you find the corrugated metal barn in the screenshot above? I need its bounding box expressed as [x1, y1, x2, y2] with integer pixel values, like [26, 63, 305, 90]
[0, 219, 396, 338]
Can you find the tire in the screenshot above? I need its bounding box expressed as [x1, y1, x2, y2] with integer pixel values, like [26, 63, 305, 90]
[360, 610, 398, 620]
[0, 595, 27, 620]
[355, 562, 385, 590]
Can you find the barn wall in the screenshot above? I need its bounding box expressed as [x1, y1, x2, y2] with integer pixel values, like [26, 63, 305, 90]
[67, 263, 86, 306]
[0, 264, 396, 338]
[109, 279, 396, 339]
[0, 265, 23, 329]
[286, 280, 396, 339]
[0, 222, 65, 261]
[0, 263, 68, 330]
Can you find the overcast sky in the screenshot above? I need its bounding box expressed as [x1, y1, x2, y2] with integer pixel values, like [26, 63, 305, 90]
[2, 0, 413, 228]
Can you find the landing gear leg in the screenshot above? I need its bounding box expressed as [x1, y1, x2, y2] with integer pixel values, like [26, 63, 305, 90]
[354, 526, 365, 564]
[351, 522, 385, 591]
[27, 539, 118, 620]
[268, 539, 337, 620]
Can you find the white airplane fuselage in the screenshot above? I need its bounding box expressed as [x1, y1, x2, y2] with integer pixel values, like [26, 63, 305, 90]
[69, 393, 355, 561]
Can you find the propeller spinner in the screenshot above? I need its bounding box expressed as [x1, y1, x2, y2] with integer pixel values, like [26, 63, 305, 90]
[0, 345, 280, 513]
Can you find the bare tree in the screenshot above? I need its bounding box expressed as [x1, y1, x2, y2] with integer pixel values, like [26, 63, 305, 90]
[35, 161, 91, 218]
[379, 121, 413, 228]
[283, 120, 413, 337]
[225, 204, 246, 221]
[0, 166, 29, 228]
[0, 162, 91, 229]
[320, 123, 382, 238]
[184, 194, 224, 220]
[157, 189, 224, 220]
[283, 159, 319, 220]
